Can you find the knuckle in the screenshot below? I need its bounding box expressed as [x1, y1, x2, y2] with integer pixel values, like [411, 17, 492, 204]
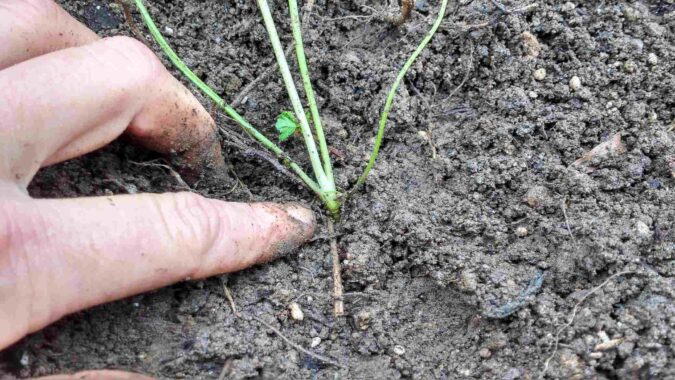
[98, 36, 163, 85]
[0, 0, 58, 24]
[155, 192, 222, 274]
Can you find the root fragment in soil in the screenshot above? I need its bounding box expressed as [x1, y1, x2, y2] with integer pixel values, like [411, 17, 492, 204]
[249, 315, 347, 369]
[129, 160, 191, 190]
[392, 0, 413, 26]
[539, 270, 637, 378]
[328, 219, 344, 316]
[219, 280, 347, 371]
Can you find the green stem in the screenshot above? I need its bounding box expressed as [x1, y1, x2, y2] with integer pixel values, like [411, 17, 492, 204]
[353, 0, 448, 191]
[255, 0, 331, 193]
[288, 0, 334, 186]
[133, 0, 321, 194]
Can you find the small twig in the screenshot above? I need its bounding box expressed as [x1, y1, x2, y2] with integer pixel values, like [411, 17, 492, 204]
[451, 2, 538, 31]
[221, 278, 238, 316]
[249, 315, 347, 369]
[560, 198, 579, 250]
[218, 126, 305, 187]
[392, 0, 414, 26]
[561, 199, 573, 236]
[218, 280, 345, 371]
[540, 270, 635, 378]
[228, 166, 255, 200]
[442, 44, 474, 102]
[406, 78, 438, 160]
[116, 0, 149, 44]
[328, 219, 344, 316]
[321, 14, 374, 22]
[490, 0, 511, 14]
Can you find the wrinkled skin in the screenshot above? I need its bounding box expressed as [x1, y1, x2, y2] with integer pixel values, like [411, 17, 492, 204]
[0, 1, 316, 378]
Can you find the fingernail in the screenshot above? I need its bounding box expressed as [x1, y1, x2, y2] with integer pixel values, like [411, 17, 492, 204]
[280, 203, 316, 229]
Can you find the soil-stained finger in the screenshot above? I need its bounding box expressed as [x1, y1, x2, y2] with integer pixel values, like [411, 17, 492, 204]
[0, 0, 98, 69]
[0, 192, 315, 349]
[0, 36, 223, 187]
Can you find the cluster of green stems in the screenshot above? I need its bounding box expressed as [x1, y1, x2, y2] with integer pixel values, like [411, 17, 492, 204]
[133, 0, 448, 218]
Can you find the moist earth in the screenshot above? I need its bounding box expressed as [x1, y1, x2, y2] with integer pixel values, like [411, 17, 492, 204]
[1, 0, 674, 379]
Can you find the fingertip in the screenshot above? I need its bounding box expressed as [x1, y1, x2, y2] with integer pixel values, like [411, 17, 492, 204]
[249, 202, 316, 264]
[278, 202, 316, 240]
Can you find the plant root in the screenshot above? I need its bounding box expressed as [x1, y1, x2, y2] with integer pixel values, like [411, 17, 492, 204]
[328, 219, 344, 316]
[116, 0, 148, 44]
[539, 270, 637, 378]
[249, 314, 347, 369]
[392, 0, 414, 26]
[218, 279, 346, 371]
[129, 160, 192, 191]
[217, 126, 306, 188]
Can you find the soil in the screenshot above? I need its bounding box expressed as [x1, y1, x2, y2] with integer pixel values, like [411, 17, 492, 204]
[1, 0, 674, 379]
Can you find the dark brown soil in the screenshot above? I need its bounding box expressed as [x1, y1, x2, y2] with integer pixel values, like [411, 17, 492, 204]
[2, 0, 674, 379]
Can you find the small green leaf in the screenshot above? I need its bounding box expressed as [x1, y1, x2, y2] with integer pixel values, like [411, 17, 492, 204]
[275, 111, 299, 142]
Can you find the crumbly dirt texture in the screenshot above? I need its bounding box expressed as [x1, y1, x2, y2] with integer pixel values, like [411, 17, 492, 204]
[2, 0, 674, 379]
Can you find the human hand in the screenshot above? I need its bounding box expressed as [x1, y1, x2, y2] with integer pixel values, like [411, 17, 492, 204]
[0, 1, 315, 378]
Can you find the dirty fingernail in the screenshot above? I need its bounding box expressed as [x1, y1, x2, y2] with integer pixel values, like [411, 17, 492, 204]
[280, 203, 316, 238]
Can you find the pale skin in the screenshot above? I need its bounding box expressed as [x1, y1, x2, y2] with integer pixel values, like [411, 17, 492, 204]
[0, 1, 316, 378]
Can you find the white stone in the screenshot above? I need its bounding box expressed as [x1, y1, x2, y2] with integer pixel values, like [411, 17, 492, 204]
[515, 226, 528, 237]
[635, 221, 651, 239]
[289, 302, 304, 321]
[569, 76, 582, 91]
[533, 68, 547, 81]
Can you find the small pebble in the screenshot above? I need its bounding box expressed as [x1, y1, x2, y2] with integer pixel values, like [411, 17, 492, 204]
[528, 91, 538, 99]
[623, 61, 637, 73]
[561, 2, 576, 12]
[622, 6, 640, 22]
[460, 270, 478, 292]
[310, 337, 321, 348]
[393, 345, 406, 355]
[164, 26, 174, 35]
[20, 352, 29, 367]
[515, 226, 528, 237]
[289, 302, 304, 321]
[336, 129, 349, 139]
[569, 76, 582, 91]
[594, 338, 623, 351]
[479, 348, 492, 359]
[524, 185, 550, 208]
[417, 130, 429, 141]
[589, 352, 603, 359]
[355, 310, 371, 330]
[635, 221, 651, 239]
[647, 53, 658, 66]
[533, 68, 547, 81]
[521, 31, 540, 57]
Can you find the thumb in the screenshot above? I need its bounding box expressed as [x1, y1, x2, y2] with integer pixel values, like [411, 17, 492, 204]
[0, 190, 315, 349]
